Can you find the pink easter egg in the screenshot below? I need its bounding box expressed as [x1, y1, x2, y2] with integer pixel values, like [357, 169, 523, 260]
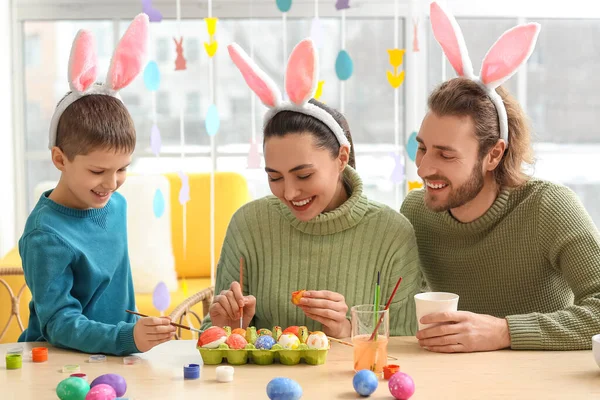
[388, 372, 415, 400]
[85, 383, 117, 400]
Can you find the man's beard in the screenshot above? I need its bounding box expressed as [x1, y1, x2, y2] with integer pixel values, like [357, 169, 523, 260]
[424, 159, 484, 212]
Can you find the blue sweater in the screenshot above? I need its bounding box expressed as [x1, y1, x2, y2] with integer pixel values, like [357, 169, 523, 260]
[18, 191, 139, 355]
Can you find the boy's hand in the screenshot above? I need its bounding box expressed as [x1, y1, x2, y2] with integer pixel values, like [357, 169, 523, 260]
[133, 316, 176, 352]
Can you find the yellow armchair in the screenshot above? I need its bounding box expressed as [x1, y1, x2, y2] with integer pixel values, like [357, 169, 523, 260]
[0, 172, 251, 343]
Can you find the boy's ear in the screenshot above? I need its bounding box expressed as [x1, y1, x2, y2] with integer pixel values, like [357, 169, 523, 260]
[51, 147, 69, 171]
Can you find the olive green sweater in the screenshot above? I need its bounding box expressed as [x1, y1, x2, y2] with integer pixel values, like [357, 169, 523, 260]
[202, 167, 424, 336]
[401, 179, 600, 350]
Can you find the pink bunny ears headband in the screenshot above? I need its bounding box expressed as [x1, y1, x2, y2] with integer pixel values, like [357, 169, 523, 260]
[227, 38, 350, 148]
[430, 2, 540, 144]
[48, 13, 149, 149]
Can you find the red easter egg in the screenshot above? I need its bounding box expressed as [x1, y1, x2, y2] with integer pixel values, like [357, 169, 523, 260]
[283, 326, 299, 337]
[225, 333, 248, 350]
[198, 326, 227, 348]
[388, 372, 415, 400]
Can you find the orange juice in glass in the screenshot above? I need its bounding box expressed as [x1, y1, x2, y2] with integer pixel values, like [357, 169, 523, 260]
[351, 305, 389, 376]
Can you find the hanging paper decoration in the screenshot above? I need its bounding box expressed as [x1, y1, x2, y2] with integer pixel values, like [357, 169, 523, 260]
[386, 49, 406, 89]
[150, 124, 161, 156]
[413, 18, 420, 52]
[335, 50, 353, 81]
[143, 61, 161, 91]
[390, 153, 405, 184]
[248, 138, 261, 169]
[178, 171, 190, 205]
[314, 80, 325, 100]
[207, 2, 218, 288]
[141, 0, 163, 22]
[174, 37, 187, 71]
[276, 0, 292, 12]
[311, 18, 324, 49]
[204, 18, 219, 57]
[152, 281, 170, 315]
[335, 0, 350, 10]
[152, 189, 165, 218]
[406, 131, 418, 162]
[205, 104, 220, 136]
[408, 181, 424, 191]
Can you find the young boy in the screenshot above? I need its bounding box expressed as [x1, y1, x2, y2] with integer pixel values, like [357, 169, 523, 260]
[18, 14, 175, 355]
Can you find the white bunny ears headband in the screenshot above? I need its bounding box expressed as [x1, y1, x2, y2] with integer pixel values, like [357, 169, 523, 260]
[48, 13, 149, 149]
[227, 38, 350, 148]
[430, 2, 540, 144]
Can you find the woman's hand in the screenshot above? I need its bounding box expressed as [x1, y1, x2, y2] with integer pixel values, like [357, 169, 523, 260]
[296, 290, 351, 338]
[209, 282, 256, 328]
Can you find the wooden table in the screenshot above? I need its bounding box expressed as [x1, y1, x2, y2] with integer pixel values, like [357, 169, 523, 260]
[1, 337, 599, 399]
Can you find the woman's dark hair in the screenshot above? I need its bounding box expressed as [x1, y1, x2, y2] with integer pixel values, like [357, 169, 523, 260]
[263, 98, 356, 169]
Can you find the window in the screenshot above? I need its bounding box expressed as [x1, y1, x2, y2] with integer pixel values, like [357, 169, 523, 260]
[18, 13, 600, 230]
[525, 19, 600, 228]
[187, 38, 200, 63]
[25, 34, 40, 67]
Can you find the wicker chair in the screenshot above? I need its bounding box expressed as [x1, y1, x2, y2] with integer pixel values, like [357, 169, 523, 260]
[0, 267, 27, 342]
[168, 286, 214, 340]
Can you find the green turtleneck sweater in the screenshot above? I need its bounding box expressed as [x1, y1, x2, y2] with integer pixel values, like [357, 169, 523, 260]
[401, 179, 600, 350]
[201, 167, 424, 336]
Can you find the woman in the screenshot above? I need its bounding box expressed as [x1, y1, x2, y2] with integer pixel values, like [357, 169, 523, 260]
[201, 39, 423, 338]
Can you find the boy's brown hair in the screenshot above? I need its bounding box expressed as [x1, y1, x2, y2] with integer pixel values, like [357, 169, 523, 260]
[55, 94, 136, 160]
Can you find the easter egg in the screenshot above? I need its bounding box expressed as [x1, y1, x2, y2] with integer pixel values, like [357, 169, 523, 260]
[353, 369, 378, 397]
[226, 333, 248, 350]
[56, 377, 90, 400]
[205, 104, 220, 136]
[306, 331, 329, 349]
[266, 377, 303, 400]
[291, 290, 305, 305]
[232, 328, 246, 337]
[90, 374, 126, 397]
[85, 383, 116, 400]
[283, 326, 299, 337]
[255, 335, 276, 350]
[335, 50, 354, 81]
[277, 333, 300, 350]
[143, 61, 161, 91]
[389, 372, 415, 400]
[198, 326, 228, 348]
[275, 0, 292, 12]
[257, 328, 273, 337]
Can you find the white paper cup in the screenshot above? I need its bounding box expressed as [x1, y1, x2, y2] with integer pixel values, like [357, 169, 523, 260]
[593, 334, 600, 369]
[414, 292, 459, 330]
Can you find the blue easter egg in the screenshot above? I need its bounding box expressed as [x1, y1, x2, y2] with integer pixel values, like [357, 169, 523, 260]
[255, 335, 276, 350]
[335, 50, 354, 81]
[143, 61, 161, 91]
[353, 370, 379, 397]
[406, 131, 418, 162]
[205, 104, 220, 136]
[266, 377, 303, 400]
[152, 189, 165, 218]
[276, 0, 292, 12]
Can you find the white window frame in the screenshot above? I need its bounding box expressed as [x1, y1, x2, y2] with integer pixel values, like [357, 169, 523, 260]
[7, 0, 600, 253]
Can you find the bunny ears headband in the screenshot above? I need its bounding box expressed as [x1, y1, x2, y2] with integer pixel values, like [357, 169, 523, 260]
[48, 13, 149, 149]
[227, 38, 350, 148]
[430, 2, 540, 144]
